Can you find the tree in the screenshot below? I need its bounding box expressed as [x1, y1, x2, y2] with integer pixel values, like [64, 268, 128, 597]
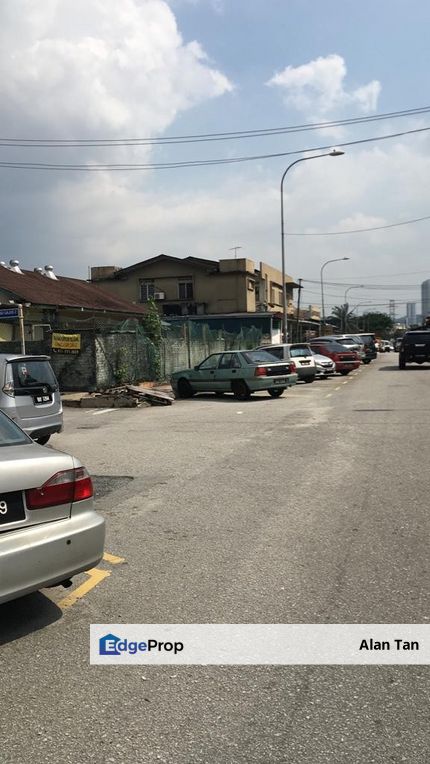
[142, 298, 163, 380]
[328, 305, 359, 332]
[356, 312, 393, 335]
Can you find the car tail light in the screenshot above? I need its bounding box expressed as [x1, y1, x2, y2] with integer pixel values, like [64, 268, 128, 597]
[26, 467, 93, 509]
[254, 366, 267, 377]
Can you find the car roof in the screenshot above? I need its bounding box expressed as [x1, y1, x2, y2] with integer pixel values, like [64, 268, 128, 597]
[0, 354, 51, 362]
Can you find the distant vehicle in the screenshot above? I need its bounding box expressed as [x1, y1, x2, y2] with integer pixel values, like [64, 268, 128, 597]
[255, 343, 316, 383]
[399, 331, 430, 368]
[311, 351, 336, 377]
[354, 333, 378, 362]
[380, 340, 393, 352]
[0, 354, 63, 445]
[171, 350, 298, 400]
[308, 340, 360, 375]
[394, 337, 403, 351]
[0, 410, 105, 605]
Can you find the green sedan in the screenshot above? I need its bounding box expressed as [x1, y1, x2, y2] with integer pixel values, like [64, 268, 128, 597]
[171, 350, 298, 400]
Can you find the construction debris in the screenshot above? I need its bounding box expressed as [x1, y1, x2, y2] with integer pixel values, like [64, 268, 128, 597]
[62, 385, 174, 409]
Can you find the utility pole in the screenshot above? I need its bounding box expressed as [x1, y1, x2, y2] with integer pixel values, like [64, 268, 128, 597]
[295, 278, 303, 342]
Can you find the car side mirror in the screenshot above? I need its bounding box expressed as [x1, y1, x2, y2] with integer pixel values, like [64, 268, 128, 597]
[194, 365, 200, 370]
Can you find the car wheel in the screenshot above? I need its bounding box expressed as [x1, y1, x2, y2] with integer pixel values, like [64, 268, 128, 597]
[340, 370, 350, 376]
[304, 376, 315, 383]
[268, 388, 285, 398]
[34, 434, 50, 445]
[176, 378, 194, 398]
[399, 355, 406, 369]
[363, 359, 371, 365]
[232, 380, 251, 400]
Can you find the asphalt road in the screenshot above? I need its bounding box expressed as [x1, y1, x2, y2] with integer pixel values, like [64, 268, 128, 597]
[1, 355, 429, 763]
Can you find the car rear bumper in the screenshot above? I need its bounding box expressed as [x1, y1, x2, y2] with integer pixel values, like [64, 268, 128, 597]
[335, 361, 361, 372]
[249, 373, 298, 391]
[296, 367, 316, 380]
[0, 505, 105, 604]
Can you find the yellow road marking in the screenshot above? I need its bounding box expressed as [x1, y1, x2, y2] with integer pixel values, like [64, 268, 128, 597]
[58, 568, 110, 609]
[103, 551, 125, 565]
[325, 393, 332, 398]
[343, 380, 349, 384]
[335, 386, 341, 390]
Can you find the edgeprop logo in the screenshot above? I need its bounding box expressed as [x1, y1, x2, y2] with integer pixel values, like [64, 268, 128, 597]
[99, 633, 184, 656]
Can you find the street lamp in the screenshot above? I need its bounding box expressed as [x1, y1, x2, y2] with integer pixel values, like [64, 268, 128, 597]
[320, 257, 350, 333]
[280, 148, 344, 343]
[343, 285, 364, 331]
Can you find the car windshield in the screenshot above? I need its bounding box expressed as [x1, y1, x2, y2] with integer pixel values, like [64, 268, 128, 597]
[10, 359, 58, 390]
[290, 346, 312, 357]
[242, 351, 282, 365]
[0, 411, 30, 447]
[338, 338, 355, 345]
[319, 342, 352, 353]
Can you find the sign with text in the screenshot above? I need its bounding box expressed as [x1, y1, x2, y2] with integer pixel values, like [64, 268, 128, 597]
[52, 332, 81, 354]
[0, 308, 19, 319]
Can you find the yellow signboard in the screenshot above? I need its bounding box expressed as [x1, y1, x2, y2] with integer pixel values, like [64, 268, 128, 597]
[52, 332, 81, 354]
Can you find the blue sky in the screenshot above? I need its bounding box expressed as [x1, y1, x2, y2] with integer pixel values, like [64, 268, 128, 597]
[1, 0, 430, 317]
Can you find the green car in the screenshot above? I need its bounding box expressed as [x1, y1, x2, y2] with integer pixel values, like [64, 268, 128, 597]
[171, 350, 298, 401]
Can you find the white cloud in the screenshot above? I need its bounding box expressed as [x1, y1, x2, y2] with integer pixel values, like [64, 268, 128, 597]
[268, 54, 381, 118]
[0, 0, 233, 138]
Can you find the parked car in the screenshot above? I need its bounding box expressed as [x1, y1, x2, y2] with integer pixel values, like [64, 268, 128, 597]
[318, 335, 366, 361]
[171, 350, 298, 400]
[0, 354, 63, 445]
[309, 340, 360, 375]
[399, 330, 430, 368]
[256, 343, 316, 383]
[0, 410, 105, 605]
[311, 351, 336, 377]
[354, 333, 378, 362]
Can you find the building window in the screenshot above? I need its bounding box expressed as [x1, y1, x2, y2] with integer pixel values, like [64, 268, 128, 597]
[178, 280, 194, 300]
[140, 280, 155, 302]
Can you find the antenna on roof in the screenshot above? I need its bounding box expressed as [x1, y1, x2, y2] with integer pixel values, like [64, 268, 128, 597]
[44, 265, 58, 280]
[9, 259, 23, 274]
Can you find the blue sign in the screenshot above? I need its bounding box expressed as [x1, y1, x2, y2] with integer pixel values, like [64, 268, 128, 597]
[0, 308, 18, 319]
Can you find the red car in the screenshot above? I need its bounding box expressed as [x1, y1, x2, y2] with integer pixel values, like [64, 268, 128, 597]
[309, 340, 360, 375]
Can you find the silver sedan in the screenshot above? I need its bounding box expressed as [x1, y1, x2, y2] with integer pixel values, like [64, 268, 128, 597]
[0, 410, 105, 604]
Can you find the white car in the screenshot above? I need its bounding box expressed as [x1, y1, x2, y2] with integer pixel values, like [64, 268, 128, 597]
[256, 343, 317, 383]
[311, 351, 336, 377]
[0, 410, 105, 604]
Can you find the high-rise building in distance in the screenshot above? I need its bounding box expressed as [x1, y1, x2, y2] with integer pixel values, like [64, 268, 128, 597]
[406, 302, 417, 326]
[421, 279, 430, 318]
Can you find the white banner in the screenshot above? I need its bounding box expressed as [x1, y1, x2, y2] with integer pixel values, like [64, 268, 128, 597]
[90, 624, 430, 665]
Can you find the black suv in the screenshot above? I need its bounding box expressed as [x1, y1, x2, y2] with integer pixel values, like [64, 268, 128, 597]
[399, 330, 430, 368]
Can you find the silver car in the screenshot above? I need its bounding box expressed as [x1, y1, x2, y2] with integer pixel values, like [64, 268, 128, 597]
[0, 410, 105, 605]
[0, 354, 63, 445]
[311, 351, 336, 377]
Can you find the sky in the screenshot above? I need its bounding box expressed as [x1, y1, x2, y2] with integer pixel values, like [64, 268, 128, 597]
[1, 0, 430, 316]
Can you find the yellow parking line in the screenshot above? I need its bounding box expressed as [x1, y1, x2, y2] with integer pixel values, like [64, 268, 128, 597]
[343, 380, 349, 384]
[325, 393, 332, 398]
[103, 552, 125, 565]
[58, 568, 110, 609]
[335, 386, 341, 390]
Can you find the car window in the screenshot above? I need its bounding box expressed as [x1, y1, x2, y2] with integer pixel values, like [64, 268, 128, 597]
[198, 354, 222, 370]
[231, 354, 242, 369]
[242, 350, 282, 365]
[403, 333, 430, 344]
[0, 411, 30, 447]
[264, 347, 283, 359]
[10, 360, 58, 390]
[218, 354, 233, 369]
[290, 345, 312, 357]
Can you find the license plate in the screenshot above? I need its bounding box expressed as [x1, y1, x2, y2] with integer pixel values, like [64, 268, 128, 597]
[0, 491, 26, 525]
[35, 395, 51, 403]
[300, 361, 310, 365]
[274, 378, 287, 385]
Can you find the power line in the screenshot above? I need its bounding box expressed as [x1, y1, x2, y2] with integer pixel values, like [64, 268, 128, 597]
[1, 105, 429, 147]
[1, 124, 430, 172]
[287, 215, 430, 236]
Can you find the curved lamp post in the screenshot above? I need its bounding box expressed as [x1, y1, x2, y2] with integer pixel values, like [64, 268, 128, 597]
[343, 285, 365, 331]
[280, 148, 344, 343]
[320, 256, 350, 334]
